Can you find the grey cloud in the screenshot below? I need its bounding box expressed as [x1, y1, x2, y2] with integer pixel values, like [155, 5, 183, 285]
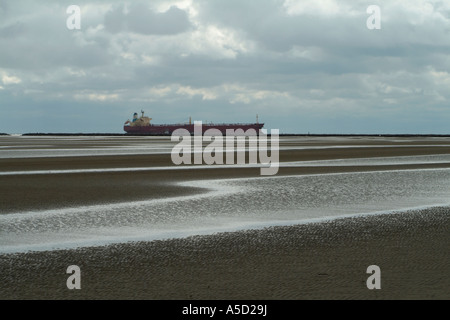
[0, 0, 9, 15]
[104, 4, 126, 33]
[0, 35, 110, 70]
[0, 22, 25, 38]
[0, 2, 111, 70]
[1, 0, 450, 134]
[104, 4, 192, 35]
[198, 0, 450, 62]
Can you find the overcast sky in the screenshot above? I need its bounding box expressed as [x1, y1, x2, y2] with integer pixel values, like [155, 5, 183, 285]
[1, 0, 450, 134]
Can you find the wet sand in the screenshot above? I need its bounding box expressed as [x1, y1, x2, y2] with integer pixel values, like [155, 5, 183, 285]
[0, 207, 448, 300]
[0, 136, 449, 300]
[3, 143, 450, 213]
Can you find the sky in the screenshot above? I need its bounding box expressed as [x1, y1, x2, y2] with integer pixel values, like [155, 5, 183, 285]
[1, 0, 450, 134]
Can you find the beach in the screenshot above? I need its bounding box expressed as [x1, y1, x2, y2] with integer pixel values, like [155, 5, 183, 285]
[0, 135, 449, 300]
[1, 207, 449, 300]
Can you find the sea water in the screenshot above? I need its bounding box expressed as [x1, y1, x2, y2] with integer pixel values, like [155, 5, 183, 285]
[1, 168, 449, 253]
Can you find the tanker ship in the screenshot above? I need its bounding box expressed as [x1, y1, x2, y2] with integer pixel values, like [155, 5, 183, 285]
[124, 110, 264, 135]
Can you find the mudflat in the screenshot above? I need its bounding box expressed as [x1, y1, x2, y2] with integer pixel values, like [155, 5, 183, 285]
[0, 136, 449, 299]
[0, 207, 448, 300]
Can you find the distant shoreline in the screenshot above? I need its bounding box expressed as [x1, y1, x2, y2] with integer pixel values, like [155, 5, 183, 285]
[7, 132, 450, 137]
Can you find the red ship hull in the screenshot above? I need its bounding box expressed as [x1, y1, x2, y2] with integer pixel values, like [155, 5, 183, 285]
[124, 123, 264, 135]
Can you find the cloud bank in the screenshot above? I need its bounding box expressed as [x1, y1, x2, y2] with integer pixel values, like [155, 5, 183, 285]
[1, 0, 449, 133]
